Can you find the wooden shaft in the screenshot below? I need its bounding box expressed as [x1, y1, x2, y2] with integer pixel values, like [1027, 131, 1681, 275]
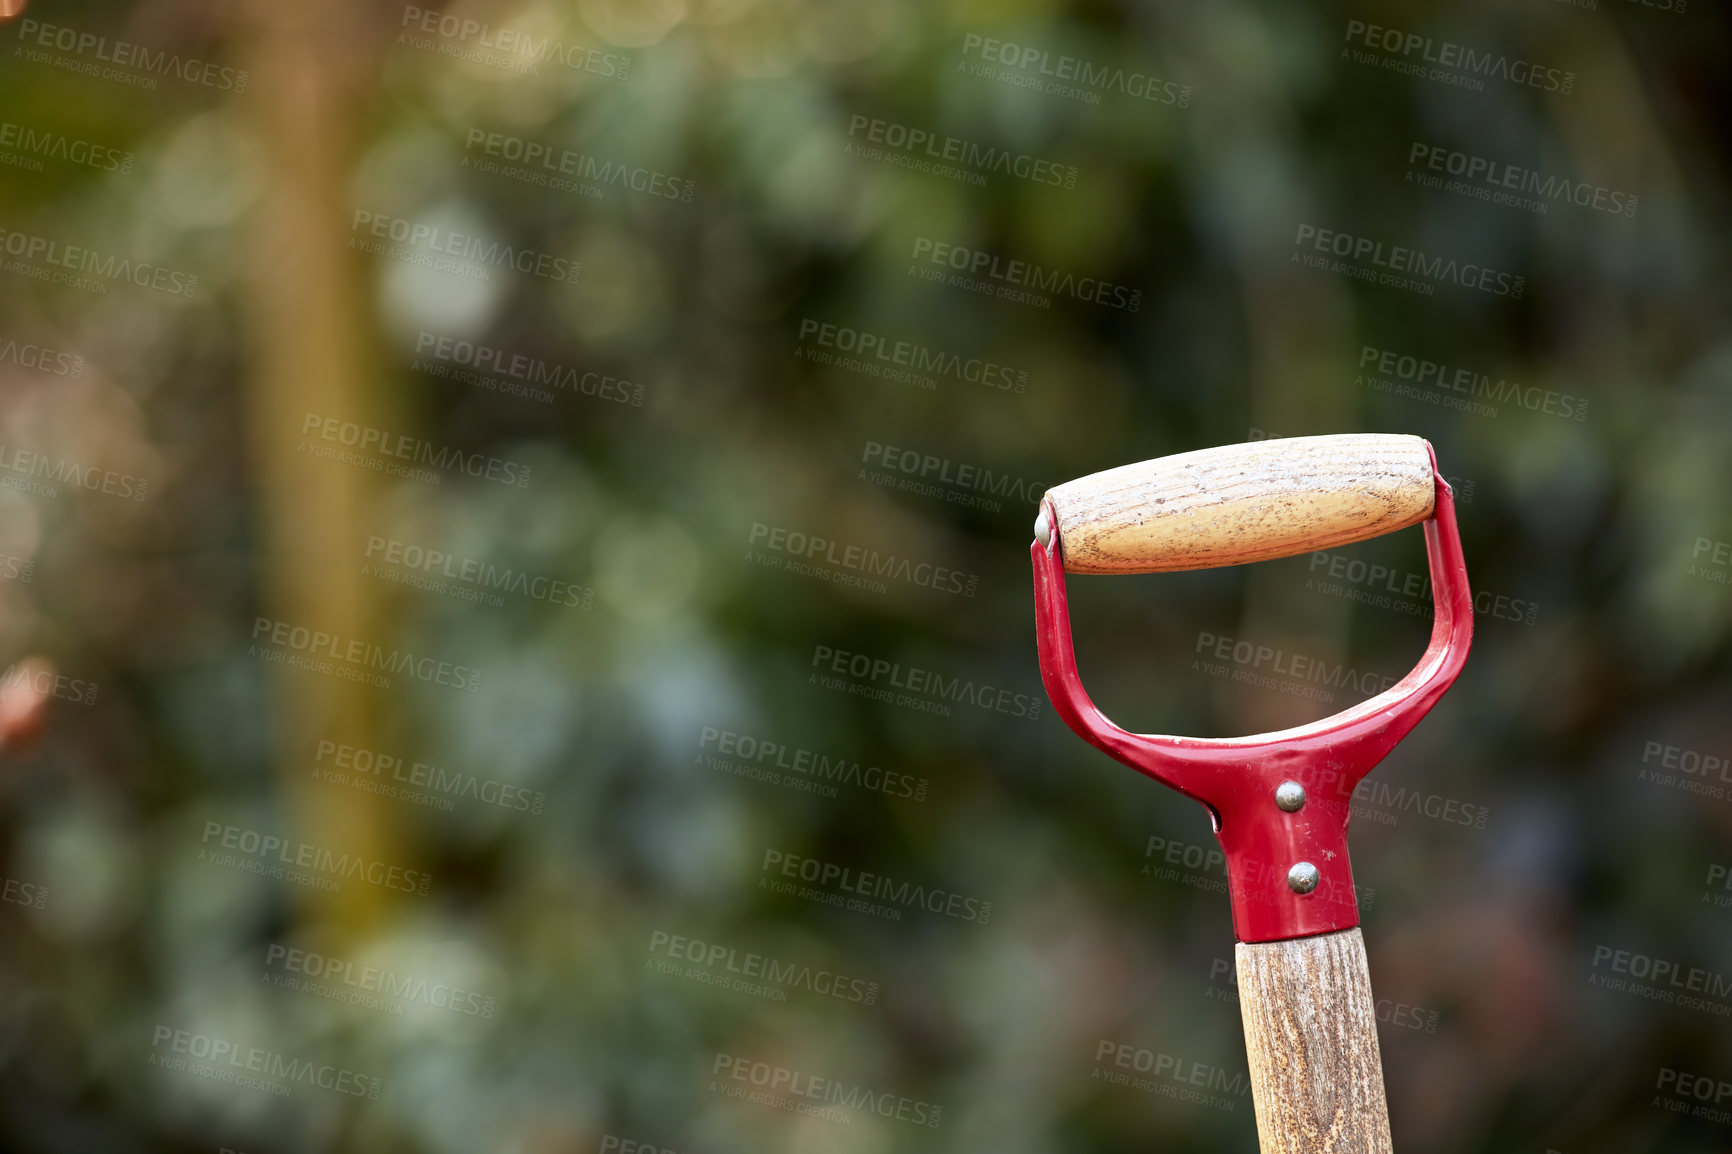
[1236, 928, 1393, 1154]
[1043, 434, 1434, 574]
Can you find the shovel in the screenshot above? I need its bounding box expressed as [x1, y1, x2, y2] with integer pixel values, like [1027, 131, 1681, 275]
[1030, 433, 1472, 1152]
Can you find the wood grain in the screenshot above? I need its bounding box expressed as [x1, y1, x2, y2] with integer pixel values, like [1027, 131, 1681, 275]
[1236, 929, 1393, 1154]
[1044, 434, 1434, 574]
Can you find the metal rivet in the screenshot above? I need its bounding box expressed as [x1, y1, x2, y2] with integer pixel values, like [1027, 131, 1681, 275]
[1275, 781, 1306, 812]
[1033, 509, 1051, 548]
[1288, 862, 1320, 894]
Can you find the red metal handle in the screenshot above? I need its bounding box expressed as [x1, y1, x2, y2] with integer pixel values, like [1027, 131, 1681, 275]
[1032, 443, 1472, 943]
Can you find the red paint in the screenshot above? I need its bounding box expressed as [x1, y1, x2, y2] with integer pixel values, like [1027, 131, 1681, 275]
[1032, 444, 1472, 943]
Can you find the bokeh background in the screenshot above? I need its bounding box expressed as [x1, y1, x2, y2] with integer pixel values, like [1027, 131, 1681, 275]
[0, 0, 1729, 1150]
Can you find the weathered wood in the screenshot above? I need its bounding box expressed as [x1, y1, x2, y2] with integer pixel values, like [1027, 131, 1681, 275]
[1044, 434, 1434, 574]
[1236, 928, 1393, 1154]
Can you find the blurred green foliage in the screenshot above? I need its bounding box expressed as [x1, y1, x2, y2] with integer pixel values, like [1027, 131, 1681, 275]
[0, 0, 1730, 1151]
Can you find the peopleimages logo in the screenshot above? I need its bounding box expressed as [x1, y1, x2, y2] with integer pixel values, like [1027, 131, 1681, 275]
[1306, 548, 1541, 626]
[1589, 944, 1732, 1017]
[1142, 833, 1226, 895]
[200, 821, 434, 896]
[365, 534, 594, 611]
[463, 129, 694, 202]
[1639, 739, 1732, 803]
[1192, 630, 1396, 704]
[1703, 863, 1732, 909]
[3, 662, 96, 705]
[1342, 19, 1575, 94]
[0, 441, 150, 501]
[860, 441, 1044, 513]
[760, 849, 992, 924]
[313, 739, 545, 815]
[0, 333, 85, 377]
[845, 114, 1078, 189]
[646, 929, 881, 1005]
[1203, 960, 1442, 1032]
[397, 5, 630, 79]
[0, 225, 199, 298]
[298, 411, 532, 488]
[0, 876, 47, 910]
[250, 616, 483, 692]
[697, 726, 929, 802]
[1090, 1040, 1247, 1115]
[413, 331, 643, 407]
[1406, 141, 1637, 218]
[1655, 1068, 1732, 1126]
[711, 1053, 944, 1128]
[1356, 344, 1588, 421]
[263, 944, 497, 1018]
[1688, 537, 1732, 588]
[14, 18, 249, 92]
[958, 34, 1191, 107]
[1144, 832, 1375, 908]
[149, 1025, 381, 1099]
[351, 211, 581, 284]
[746, 521, 979, 598]
[1293, 223, 1524, 298]
[909, 236, 1142, 312]
[808, 643, 1043, 721]
[0, 119, 134, 175]
[796, 318, 1030, 394]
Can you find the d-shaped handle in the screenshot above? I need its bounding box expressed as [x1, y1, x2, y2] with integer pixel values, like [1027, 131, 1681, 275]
[1030, 437, 1472, 942]
[1033, 434, 1468, 1154]
[1040, 433, 1435, 574]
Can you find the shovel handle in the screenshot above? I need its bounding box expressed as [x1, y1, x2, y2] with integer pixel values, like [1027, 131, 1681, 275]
[1237, 928, 1393, 1153]
[1040, 434, 1435, 574]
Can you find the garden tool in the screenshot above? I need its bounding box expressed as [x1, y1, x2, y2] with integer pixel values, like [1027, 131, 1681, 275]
[1030, 433, 1472, 1153]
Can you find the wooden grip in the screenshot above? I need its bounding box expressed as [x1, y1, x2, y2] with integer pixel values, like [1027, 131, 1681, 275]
[1237, 928, 1393, 1154]
[1042, 434, 1435, 574]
